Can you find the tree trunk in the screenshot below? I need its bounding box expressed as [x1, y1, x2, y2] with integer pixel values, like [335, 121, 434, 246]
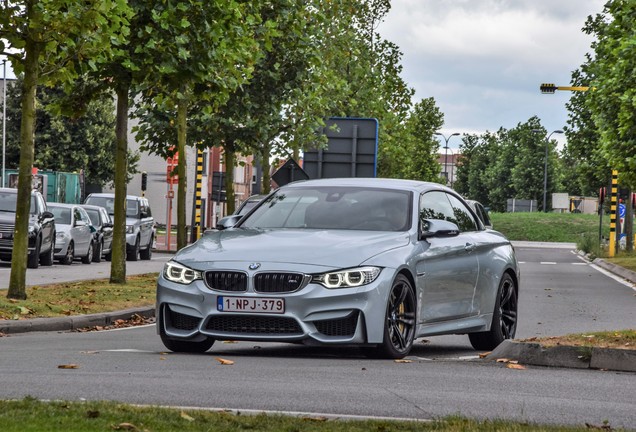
[261, 144, 271, 194]
[176, 99, 188, 250]
[626, 189, 633, 253]
[7, 37, 40, 300]
[109, 84, 130, 284]
[224, 142, 236, 214]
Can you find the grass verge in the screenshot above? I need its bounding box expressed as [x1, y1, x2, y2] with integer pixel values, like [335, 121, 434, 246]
[0, 398, 623, 432]
[0, 273, 157, 321]
[522, 329, 636, 350]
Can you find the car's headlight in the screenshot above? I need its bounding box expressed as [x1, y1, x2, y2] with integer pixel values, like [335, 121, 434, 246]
[126, 225, 134, 234]
[312, 266, 381, 289]
[56, 232, 68, 239]
[163, 261, 202, 284]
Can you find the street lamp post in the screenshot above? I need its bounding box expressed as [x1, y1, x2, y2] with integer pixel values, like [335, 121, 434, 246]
[532, 129, 563, 212]
[2, 59, 6, 188]
[434, 132, 460, 186]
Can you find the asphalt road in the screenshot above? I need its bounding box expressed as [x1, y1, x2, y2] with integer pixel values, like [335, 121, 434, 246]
[0, 252, 172, 289]
[0, 246, 635, 428]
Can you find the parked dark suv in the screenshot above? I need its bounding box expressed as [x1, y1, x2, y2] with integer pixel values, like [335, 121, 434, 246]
[84, 193, 154, 261]
[0, 188, 56, 268]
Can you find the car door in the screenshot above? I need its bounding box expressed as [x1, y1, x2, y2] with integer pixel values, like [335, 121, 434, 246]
[138, 198, 153, 247]
[415, 190, 480, 322]
[100, 208, 114, 252]
[73, 207, 92, 255]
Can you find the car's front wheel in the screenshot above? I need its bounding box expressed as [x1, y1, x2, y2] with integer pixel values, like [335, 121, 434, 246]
[60, 241, 74, 265]
[469, 272, 518, 351]
[159, 318, 214, 353]
[370, 274, 416, 359]
[127, 237, 140, 261]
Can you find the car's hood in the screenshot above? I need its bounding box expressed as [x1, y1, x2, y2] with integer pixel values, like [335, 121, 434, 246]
[174, 228, 410, 269]
[0, 212, 16, 224]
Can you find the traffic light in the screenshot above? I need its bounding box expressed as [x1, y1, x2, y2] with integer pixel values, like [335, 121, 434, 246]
[540, 83, 557, 94]
[141, 172, 147, 191]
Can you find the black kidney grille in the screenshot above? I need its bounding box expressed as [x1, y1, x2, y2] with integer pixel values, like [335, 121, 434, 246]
[254, 272, 306, 293]
[206, 315, 302, 335]
[168, 309, 201, 331]
[313, 312, 359, 337]
[204, 271, 247, 292]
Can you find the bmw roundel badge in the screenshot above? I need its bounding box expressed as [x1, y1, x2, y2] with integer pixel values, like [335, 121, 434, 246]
[249, 263, 261, 270]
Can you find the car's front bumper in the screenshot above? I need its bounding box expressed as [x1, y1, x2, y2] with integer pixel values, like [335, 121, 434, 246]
[156, 267, 395, 346]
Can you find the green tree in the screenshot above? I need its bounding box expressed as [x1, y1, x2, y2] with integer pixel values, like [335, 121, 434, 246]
[134, 1, 264, 241]
[4, 76, 138, 187]
[586, 0, 636, 188]
[380, 97, 442, 181]
[562, 66, 609, 196]
[455, 133, 498, 207]
[0, 0, 131, 299]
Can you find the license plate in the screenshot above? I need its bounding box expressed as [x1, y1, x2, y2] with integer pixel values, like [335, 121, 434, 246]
[217, 296, 285, 314]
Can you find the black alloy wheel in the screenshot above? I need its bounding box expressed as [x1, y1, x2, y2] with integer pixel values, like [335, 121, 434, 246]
[372, 274, 416, 359]
[93, 240, 103, 263]
[469, 272, 518, 351]
[27, 238, 41, 269]
[40, 238, 54, 266]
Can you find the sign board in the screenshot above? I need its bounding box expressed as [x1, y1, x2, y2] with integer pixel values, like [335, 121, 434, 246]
[166, 151, 179, 184]
[271, 158, 309, 187]
[303, 117, 378, 179]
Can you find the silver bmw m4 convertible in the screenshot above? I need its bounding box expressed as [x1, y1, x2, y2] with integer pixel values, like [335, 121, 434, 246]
[157, 178, 520, 359]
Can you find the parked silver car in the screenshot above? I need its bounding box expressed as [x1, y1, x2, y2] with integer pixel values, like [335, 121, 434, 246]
[84, 193, 154, 261]
[81, 204, 114, 262]
[48, 203, 94, 265]
[157, 178, 520, 358]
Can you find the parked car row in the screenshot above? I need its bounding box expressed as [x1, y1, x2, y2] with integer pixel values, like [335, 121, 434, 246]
[0, 188, 154, 267]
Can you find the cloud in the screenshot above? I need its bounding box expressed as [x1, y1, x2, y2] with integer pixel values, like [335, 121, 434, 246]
[378, 0, 606, 139]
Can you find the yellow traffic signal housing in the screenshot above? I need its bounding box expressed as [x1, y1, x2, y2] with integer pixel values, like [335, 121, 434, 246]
[540, 83, 557, 94]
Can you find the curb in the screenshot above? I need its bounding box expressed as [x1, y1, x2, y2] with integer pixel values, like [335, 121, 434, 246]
[592, 258, 636, 284]
[486, 340, 636, 373]
[0, 307, 155, 335]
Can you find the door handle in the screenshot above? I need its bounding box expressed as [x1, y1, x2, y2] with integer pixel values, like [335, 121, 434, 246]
[465, 243, 476, 252]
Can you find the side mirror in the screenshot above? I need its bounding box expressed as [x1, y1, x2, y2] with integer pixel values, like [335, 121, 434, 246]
[420, 219, 461, 240]
[216, 215, 242, 230]
[42, 211, 54, 220]
[75, 219, 87, 227]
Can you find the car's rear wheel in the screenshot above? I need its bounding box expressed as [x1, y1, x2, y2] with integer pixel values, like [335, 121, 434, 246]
[469, 272, 518, 351]
[140, 235, 153, 260]
[60, 241, 74, 265]
[27, 238, 41, 269]
[40, 238, 54, 266]
[127, 237, 140, 261]
[81, 241, 93, 264]
[93, 240, 103, 263]
[370, 274, 416, 359]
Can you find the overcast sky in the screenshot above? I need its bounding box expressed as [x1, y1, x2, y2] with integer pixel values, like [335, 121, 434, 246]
[378, 0, 606, 149]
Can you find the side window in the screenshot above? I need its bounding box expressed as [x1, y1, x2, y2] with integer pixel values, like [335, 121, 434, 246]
[419, 191, 456, 224]
[143, 199, 152, 217]
[73, 208, 83, 224]
[447, 194, 479, 232]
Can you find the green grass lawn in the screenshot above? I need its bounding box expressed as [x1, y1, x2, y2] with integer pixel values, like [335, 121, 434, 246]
[489, 212, 608, 243]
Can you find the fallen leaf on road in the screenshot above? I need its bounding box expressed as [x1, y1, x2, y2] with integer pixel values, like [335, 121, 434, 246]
[496, 358, 510, 363]
[394, 359, 412, 363]
[215, 357, 234, 365]
[58, 364, 80, 369]
[506, 363, 526, 370]
[223, 340, 238, 344]
[478, 352, 491, 358]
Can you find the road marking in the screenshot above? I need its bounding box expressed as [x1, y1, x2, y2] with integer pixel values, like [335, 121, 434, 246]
[540, 262, 557, 265]
[589, 264, 636, 290]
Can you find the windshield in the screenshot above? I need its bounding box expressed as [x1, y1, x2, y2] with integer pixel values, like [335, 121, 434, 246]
[240, 186, 411, 231]
[86, 196, 138, 218]
[0, 192, 36, 214]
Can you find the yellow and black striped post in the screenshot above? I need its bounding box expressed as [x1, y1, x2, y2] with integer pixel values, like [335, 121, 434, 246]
[193, 149, 204, 241]
[608, 170, 618, 257]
